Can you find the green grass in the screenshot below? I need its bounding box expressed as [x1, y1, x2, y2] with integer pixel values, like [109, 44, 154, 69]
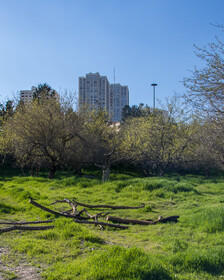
[0, 270, 17, 280]
[1, 170, 224, 279]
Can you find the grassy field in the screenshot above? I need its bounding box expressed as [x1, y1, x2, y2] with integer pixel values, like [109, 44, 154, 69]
[0, 169, 224, 279]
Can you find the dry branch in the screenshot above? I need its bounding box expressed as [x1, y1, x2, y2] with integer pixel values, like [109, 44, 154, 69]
[106, 216, 154, 225]
[0, 225, 54, 233]
[106, 215, 179, 225]
[72, 199, 145, 209]
[73, 219, 128, 229]
[29, 199, 88, 219]
[0, 220, 52, 225]
[50, 199, 78, 215]
[83, 209, 110, 221]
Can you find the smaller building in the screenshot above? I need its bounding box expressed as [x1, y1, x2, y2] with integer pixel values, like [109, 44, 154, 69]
[20, 86, 60, 104]
[20, 86, 37, 103]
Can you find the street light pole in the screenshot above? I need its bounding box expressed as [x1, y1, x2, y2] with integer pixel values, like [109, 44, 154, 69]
[151, 83, 157, 111]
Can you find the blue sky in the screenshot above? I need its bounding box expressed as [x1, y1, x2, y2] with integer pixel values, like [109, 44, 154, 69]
[0, 0, 224, 107]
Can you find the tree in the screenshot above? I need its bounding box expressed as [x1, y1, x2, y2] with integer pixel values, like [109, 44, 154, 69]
[0, 100, 14, 126]
[81, 109, 119, 182]
[33, 83, 58, 102]
[121, 104, 151, 121]
[183, 32, 224, 174]
[184, 119, 223, 176]
[119, 98, 194, 176]
[183, 37, 224, 117]
[4, 97, 87, 178]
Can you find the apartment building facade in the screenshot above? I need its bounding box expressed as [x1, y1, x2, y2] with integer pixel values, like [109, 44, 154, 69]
[20, 86, 60, 103]
[79, 72, 129, 122]
[79, 72, 109, 111]
[109, 84, 129, 122]
[20, 86, 37, 103]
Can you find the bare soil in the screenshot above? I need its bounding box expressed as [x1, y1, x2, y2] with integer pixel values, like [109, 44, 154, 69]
[0, 247, 42, 280]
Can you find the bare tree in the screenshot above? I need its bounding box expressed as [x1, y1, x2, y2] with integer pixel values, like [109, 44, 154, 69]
[183, 36, 224, 117]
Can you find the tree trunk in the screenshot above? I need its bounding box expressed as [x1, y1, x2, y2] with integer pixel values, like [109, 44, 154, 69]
[102, 150, 114, 183]
[48, 165, 57, 179]
[205, 168, 210, 178]
[74, 166, 82, 176]
[102, 166, 110, 183]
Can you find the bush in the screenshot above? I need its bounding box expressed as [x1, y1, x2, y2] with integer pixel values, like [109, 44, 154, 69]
[165, 182, 197, 194]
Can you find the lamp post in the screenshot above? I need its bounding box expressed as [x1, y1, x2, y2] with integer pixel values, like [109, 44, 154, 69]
[151, 83, 157, 111]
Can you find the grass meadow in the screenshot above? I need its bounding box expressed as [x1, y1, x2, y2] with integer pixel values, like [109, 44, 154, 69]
[0, 168, 224, 279]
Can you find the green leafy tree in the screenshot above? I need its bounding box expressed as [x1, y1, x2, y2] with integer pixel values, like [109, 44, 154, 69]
[121, 104, 151, 121]
[33, 83, 57, 102]
[4, 97, 87, 178]
[0, 100, 14, 126]
[82, 109, 119, 182]
[120, 98, 194, 176]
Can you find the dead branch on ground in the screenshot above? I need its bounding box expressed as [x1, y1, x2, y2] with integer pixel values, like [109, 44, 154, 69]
[0, 225, 54, 233]
[73, 219, 128, 229]
[70, 199, 145, 209]
[0, 220, 52, 225]
[29, 199, 88, 219]
[106, 215, 180, 225]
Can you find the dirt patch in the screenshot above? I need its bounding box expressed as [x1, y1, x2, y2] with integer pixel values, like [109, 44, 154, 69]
[0, 247, 42, 280]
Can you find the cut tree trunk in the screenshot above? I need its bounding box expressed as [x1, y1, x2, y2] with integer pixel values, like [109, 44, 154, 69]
[106, 215, 179, 225]
[106, 216, 154, 225]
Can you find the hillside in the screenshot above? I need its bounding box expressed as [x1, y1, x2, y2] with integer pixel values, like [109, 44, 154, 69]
[1, 171, 224, 279]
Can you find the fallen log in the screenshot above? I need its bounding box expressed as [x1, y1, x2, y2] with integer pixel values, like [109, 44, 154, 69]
[0, 225, 54, 233]
[72, 200, 145, 209]
[73, 219, 128, 229]
[153, 216, 179, 224]
[106, 216, 154, 225]
[106, 215, 179, 225]
[0, 220, 52, 225]
[29, 199, 88, 219]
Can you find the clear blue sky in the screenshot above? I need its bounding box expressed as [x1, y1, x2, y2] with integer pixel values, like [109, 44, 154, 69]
[0, 0, 224, 107]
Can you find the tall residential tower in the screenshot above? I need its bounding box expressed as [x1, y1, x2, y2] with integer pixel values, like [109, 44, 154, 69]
[79, 72, 129, 122]
[109, 84, 129, 122]
[79, 73, 109, 111]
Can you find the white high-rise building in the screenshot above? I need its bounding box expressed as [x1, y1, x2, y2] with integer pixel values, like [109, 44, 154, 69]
[109, 84, 129, 122]
[79, 72, 129, 122]
[79, 72, 110, 111]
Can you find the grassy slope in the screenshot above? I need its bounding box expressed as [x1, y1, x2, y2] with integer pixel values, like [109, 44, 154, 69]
[0, 170, 224, 279]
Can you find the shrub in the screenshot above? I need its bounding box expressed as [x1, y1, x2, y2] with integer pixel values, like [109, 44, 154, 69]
[165, 182, 197, 194]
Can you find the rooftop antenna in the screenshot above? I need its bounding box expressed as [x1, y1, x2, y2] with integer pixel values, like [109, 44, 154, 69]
[114, 68, 116, 83]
